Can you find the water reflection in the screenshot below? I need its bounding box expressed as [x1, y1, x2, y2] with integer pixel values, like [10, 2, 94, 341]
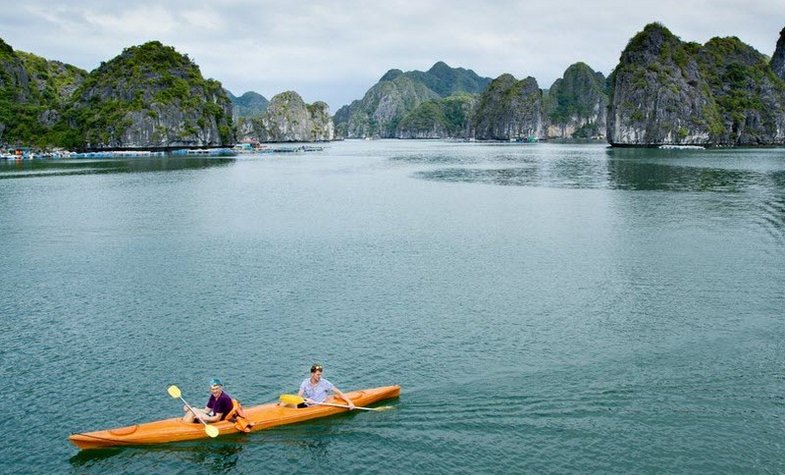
[411, 148, 768, 194]
[757, 170, 785, 245]
[414, 167, 538, 187]
[69, 440, 244, 474]
[605, 160, 756, 192]
[409, 145, 785, 246]
[68, 447, 125, 465]
[0, 157, 234, 179]
[412, 162, 608, 189]
[291, 437, 330, 461]
[180, 442, 244, 472]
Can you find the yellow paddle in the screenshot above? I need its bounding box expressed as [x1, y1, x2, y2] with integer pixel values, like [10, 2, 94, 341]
[279, 394, 394, 411]
[167, 385, 220, 438]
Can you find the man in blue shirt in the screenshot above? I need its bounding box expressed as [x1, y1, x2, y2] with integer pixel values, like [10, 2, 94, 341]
[298, 364, 356, 409]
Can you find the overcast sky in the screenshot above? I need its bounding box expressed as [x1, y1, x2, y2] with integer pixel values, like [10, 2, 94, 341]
[1, 1, 782, 112]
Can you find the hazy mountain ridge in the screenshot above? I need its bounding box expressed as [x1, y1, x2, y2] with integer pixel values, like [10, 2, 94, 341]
[333, 62, 492, 139]
[226, 90, 269, 120]
[336, 61, 609, 141]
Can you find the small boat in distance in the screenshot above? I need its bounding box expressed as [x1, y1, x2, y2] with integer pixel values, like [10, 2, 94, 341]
[659, 144, 705, 150]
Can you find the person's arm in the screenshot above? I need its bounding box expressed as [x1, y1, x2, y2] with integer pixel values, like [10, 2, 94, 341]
[205, 397, 231, 422]
[198, 412, 216, 422]
[332, 387, 355, 409]
[199, 405, 217, 422]
[199, 399, 214, 420]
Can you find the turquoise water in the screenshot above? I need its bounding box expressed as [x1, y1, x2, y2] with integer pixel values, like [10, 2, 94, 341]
[1, 141, 783, 474]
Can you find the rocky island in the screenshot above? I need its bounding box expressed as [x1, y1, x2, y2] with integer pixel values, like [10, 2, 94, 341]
[333, 61, 492, 139]
[608, 23, 785, 146]
[236, 91, 334, 142]
[543, 62, 608, 140]
[0, 38, 87, 148]
[3, 22, 785, 151]
[333, 61, 610, 142]
[72, 41, 235, 149]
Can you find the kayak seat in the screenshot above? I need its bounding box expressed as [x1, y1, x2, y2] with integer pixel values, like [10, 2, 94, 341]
[225, 398, 254, 433]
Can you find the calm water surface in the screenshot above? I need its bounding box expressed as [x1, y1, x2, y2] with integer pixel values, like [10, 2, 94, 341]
[1, 141, 783, 474]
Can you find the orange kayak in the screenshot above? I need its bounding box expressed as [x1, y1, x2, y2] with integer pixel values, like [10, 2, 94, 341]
[69, 385, 400, 450]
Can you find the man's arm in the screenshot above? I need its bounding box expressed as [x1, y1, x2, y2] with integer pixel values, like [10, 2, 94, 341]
[332, 387, 355, 409]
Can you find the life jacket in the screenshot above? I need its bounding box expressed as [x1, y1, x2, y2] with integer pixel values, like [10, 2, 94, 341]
[224, 399, 254, 433]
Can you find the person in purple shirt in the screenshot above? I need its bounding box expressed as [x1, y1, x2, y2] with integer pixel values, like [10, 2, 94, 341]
[297, 363, 355, 409]
[182, 378, 234, 423]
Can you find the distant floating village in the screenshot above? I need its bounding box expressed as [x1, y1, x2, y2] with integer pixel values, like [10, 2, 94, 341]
[0, 142, 325, 160]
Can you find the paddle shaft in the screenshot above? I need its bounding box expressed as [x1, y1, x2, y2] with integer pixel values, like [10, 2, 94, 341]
[180, 396, 213, 425]
[279, 393, 389, 411]
[308, 400, 379, 411]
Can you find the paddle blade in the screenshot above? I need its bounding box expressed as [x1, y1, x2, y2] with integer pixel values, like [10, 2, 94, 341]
[167, 385, 182, 399]
[279, 394, 305, 405]
[205, 425, 220, 438]
[371, 405, 395, 412]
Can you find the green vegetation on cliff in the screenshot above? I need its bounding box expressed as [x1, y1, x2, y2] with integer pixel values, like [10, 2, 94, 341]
[236, 90, 334, 142]
[226, 90, 269, 119]
[543, 62, 609, 139]
[608, 23, 721, 143]
[397, 94, 476, 138]
[473, 74, 542, 140]
[1, 38, 234, 149]
[0, 38, 88, 147]
[408, 61, 492, 97]
[698, 37, 785, 142]
[0, 38, 12, 57]
[336, 74, 440, 137]
[545, 63, 607, 123]
[608, 23, 785, 145]
[399, 101, 445, 129]
[335, 62, 491, 139]
[69, 41, 233, 148]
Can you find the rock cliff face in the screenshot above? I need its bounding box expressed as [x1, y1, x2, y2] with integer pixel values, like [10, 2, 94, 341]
[473, 74, 542, 140]
[305, 101, 335, 142]
[69, 41, 234, 149]
[608, 23, 785, 146]
[698, 36, 785, 145]
[607, 24, 717, 145]
[0, 40, 29, 143]
[237, 91, 334, 142]
[335, 74, 439, 138]
[544, 63, 608, 139]
[0, 37, 87, 146]
[334, 62, 491, 139]
[771, 27, 785, 81]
